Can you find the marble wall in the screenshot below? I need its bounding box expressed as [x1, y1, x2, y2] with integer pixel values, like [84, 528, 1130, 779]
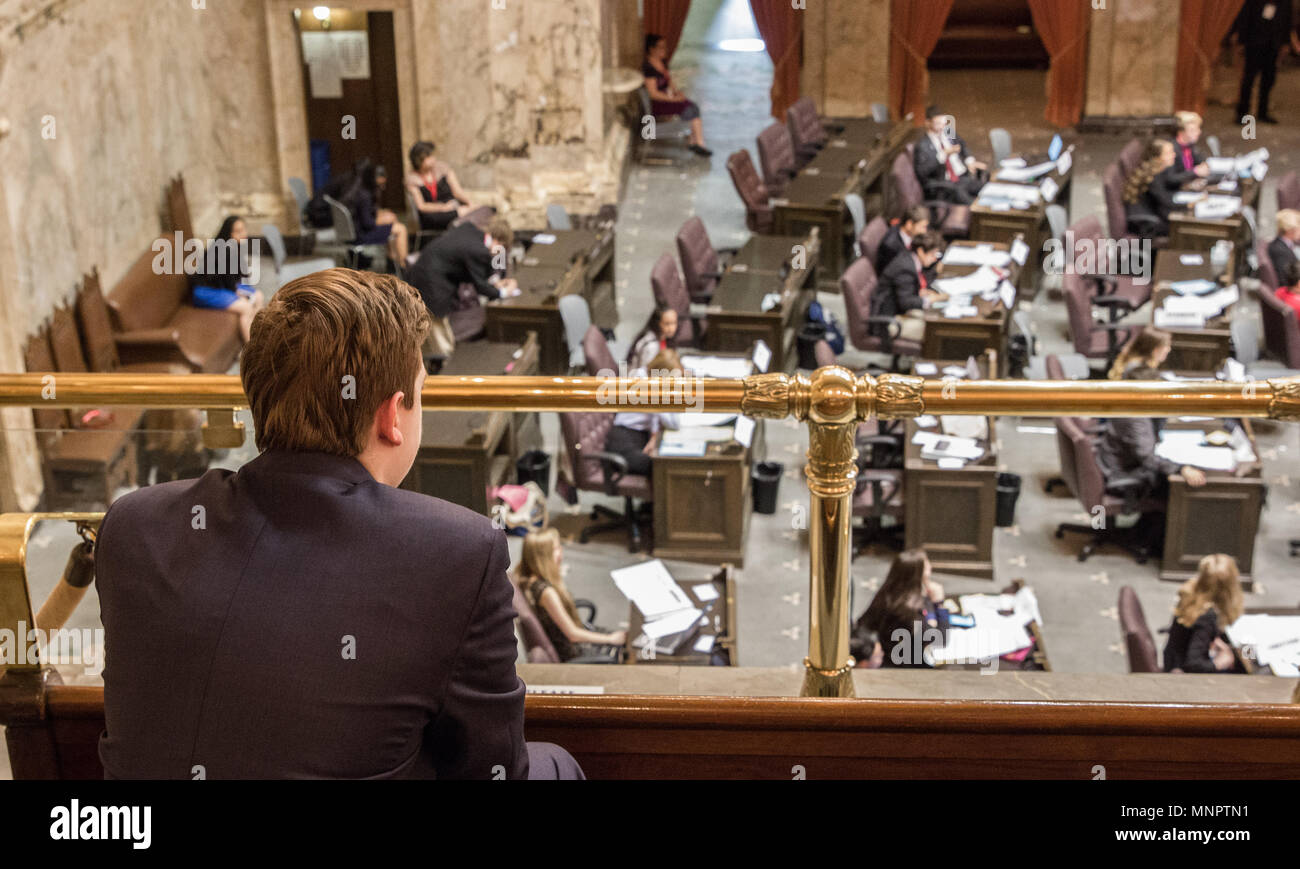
[800, 0, 891, 118]
[1085, 0, 1182, 118]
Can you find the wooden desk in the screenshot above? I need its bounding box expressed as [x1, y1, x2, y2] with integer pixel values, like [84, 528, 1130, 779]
[1236, 606, 1300, 676]
[1160, 418, 1264, 589]
[922, 241, 1021, 371]
[903, 357, 998, 578]
[652, 416, 763, 567]
[522, 227, 618, 329]
[772, 171, 857, 277]
[703, 231, 821, 371]
[969, 199, 1049, 299]
[1149, 248, 1237, 373]
[1168, 178, 1258, 275]
[726, 233, 814, 276]
[626, 563, 738, 666]
[402, 335, 540, 515]
[940, 581, 1051, 671]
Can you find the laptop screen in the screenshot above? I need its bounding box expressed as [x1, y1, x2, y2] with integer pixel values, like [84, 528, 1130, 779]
[1048, 134, 1063, 161]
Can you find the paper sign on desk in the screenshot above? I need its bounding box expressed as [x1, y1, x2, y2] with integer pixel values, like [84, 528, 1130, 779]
[1000, 157, 1027, 168]
[937, 458, 967, 470]
[1040, 177, 1060, 203]
[915, 414, 939, 428]
[1179, 253, 1205, 266]
[1154, 308, 1207, 329]
[693, 635, 716, 654]
[914, 362, 938, 375]
[530, 233, 557, 245]
[1169, 278, 1217, 295]
[999, 281, 1016, 310]
[752, 340, 771, 373]
[1206, 157, 1235, 175]
[1055, 150, 1072, 176]
[1252, 161, 1268, 182]
[1010, 238, 1029, 266]
[693, 583, 720, 602]
[611, 559, 693, 619]
[733, 415, 755, 448]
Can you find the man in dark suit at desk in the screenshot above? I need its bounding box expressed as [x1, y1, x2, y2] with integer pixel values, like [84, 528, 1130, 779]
[1164, 112, 1209, 184]
[95, 268, 582, 780]
[407, 216, 521, 358]
[876, 206, 930, 274]
[871, 231, 946, 343]
[1233, 0, 1299, 123]
[914, 106, 987, 205]
[1268, 209, 1300, 284]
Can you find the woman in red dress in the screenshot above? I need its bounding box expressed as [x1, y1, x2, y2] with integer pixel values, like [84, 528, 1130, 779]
[642, 33, 711, 157]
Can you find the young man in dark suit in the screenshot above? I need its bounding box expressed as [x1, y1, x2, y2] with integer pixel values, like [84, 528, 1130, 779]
[406, 216, 521, 358]
[876, 206, 930, 275]
[95, 267, 582, 780]
[913, 106, 987, 205]
[1233, 0, 1300, 123]
[1164, 112, 1209, 184]
[871, 231, 946, 343]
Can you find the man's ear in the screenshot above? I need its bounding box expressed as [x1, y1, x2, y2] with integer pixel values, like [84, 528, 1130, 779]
[375, 391, 405, 447]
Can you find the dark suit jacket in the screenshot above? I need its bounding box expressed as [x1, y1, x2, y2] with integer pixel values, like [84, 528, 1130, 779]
[876, 226, 910, 274]
[95, 449, 528, 779]
[1166, 139, 1205, 183]
[408, 222, 503, 318]
[914, 132, 973, 199]
[1268, 236, 1298, 286]
[1126, 168, 1182, 238]
[1163, 610, 1228, 673]
[872, 252, 926, 334]
[1233, 0, 1294, 48]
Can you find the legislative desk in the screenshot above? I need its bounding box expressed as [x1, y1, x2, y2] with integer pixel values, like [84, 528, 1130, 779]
[1168, 177, 1259, 276]
[625, 562, 738, 666]
[402, 334, 541, 516]
[485, 227, 617, 374]
[702, 230, 821, 371]
[903, 357, 998, 579]
[921, 240, 1022, 373]
[651, 401, 764, 567]
[934, 581, 1051, 671]
[1150, 246, 1237, 372]
[970, 156, 1073, 298]
[1159, 417, 1264, 588]
[1235, 606, 1300, 676]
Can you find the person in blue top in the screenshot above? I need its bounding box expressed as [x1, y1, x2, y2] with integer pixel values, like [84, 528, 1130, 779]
[189, 215, 265, 343]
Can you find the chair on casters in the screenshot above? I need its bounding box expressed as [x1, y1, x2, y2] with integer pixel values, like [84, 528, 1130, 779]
[559, 412, 652, 553]
[559, 295, 593, 373]
[858, 216, 889, 267]
[1118, 586, 1161, 673]
[580, 324, 618, 377]
[634, 87, 692, 163]
[839, 256, 922, 372]
[511, 582, 614, 664]
[756, 122, 799, 197]
[676, 216, 738, 304]
[989, 128, 1013, 166]
[323, 195, 389, 271]
[727, 150, 774, 234]
[786, 96, 827, 166]
[888, 150, 970, 239]
[1063, 271, 1136, 374]
[1278, 171, 1300, 212]
[650, 252, 704, 346]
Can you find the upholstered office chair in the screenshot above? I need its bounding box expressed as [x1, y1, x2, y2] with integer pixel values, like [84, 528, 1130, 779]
[558, 411, 652, 552]
[581, 324, 618, 376]
[844, 193, 867, 259]
[559, 295, 592, 372]
[786, 96, 826, 166]
[727, 150, 774, 234]
[756, 122, 798, 198]
[889, 151, 970, 239]
[1205, 135, 1222, 158]
[839, 256, 921, 369]
[1102, 162, 1160, 245]
[989, 128, 1012, 166]
[858, 216, 889, 269]
[634, 86, 692, 163]
[261, 224, 335, 288]
[852, 467, 905, 556]
[1256, 239, 1279, 292]
[870, 103, 890, 123]
[1063, 272, 1135, 372]
[1118, 586, 1161, 673]
[676, 216, 736, 304]
[813, 338, 837, 368]
[1117, 138, 1144, 178]
[1258, 286, 1300, 371]
[1042, 353, 1103, 495]
[1278, 171, 1300, 212]
[448, 284, 487, 343]
[402, 188, 444, 253]
[546, 203, 573, 231]
[649, 252, 702, 346]
[1067, 214, 1151, 310]
[1052, 415, 1162, 562]
[511, 582, 610, 664]
[323, 195, 388, 271]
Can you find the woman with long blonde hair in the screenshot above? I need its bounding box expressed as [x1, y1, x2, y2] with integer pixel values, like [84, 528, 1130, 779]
[1122, 138, 1179, 240]
[517, 528, 625, 663]
[1163, 554, 1245, 673]
[1108, 326, 1172, 380]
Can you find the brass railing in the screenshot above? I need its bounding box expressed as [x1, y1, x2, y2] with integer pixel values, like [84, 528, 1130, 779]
[2, 370, 1298, 696]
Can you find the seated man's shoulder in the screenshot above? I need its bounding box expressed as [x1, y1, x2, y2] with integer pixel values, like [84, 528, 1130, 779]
[377, 483, 500, 543]
[103, 469, 235, 527]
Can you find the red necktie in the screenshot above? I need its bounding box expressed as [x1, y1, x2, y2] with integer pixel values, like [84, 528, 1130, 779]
[1182, 146, 1192, 172]
[919, 268, 928, 290]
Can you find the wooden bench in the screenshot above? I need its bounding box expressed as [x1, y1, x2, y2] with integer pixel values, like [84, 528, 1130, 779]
[5, 682, 1299, 779]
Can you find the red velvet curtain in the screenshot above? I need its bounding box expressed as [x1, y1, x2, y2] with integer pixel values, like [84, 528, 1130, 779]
[750, 0, 803, 120]
[1173, 0, 1245, 115]
[644, 0, 692, 63]
[889, 0, 953, 124]
[1027, 0, 1092, 128]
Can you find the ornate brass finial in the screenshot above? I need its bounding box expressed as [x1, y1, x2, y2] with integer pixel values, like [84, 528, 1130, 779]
[806, 365, 856, 425]
[873, 373, 926, 419]
[741, 372, 809, 420]
[1268, 377, 1300, 421]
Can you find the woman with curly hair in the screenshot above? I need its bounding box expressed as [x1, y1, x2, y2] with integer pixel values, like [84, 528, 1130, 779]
[1122, 139, 1179, 240]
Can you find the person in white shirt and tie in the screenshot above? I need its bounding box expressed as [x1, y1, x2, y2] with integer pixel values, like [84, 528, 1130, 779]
[914, 105, 988, 205]
[604, 348, 684, 477]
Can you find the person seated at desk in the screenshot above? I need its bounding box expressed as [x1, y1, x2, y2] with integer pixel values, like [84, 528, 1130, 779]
[642, 33, 710, 157]
[188, 215, 265, 343]
[850, 627, 884, 669]
[604, 348, 683, 477]
[876, 206, 930, 274]
[855, 549, 949, 669]
[347, 161, 410, 273]
[404, 140, 476, 233]
[1164, 112, 1210, 184]
[627, 304, 679, 370]
[1278, 261, 1300, 316]
[914, 106, 987, 205]
[1267, 209, 1300, 283]
[1123, 139, 1181, 240]
[518, 528, 626, 663]
[1163, 553, 1246, 673]
[407, 216, 520, 358]
[871, 231, 946, 344]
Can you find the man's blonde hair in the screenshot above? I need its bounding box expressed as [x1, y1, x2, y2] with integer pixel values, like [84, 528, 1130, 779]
[240, 268, 430, 456]
[1174, 111, 1202, 131]
[1277, 209, 1300, 235]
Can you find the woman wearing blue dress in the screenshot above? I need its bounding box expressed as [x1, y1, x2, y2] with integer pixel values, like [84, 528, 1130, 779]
[189, 215, 265, 343]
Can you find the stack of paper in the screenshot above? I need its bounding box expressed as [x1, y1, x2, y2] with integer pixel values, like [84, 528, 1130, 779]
[1226, 614, 1300, 677]
[930, 615, 1032, 665]
[996, 161, 1056, 183]
[913, 430, 984, 462]
[1155, 429, 1236, 471]
[940, 415, 988, 440]
[934, 264, 1004, 297]
[978, 182, 1042, 208]
[1168, 278, 1217, 296]
[679, 355, 754, 379]
[611, 560, 693, 618]
[942, 244, 1011, 268]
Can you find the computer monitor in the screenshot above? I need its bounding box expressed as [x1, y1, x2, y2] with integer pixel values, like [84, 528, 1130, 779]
[1048, 134, 1063, 161]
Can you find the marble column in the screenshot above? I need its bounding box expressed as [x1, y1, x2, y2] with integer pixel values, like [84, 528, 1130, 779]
[1085, 0, 1182, 119]
[800, 0, 891, 118]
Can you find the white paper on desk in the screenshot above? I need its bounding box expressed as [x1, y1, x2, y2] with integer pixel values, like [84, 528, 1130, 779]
[1206, 157, 1236, 175]
[1193, 195, 1242, 220]
[1252, 161, 1268, 182]
[679, 355, 753, 379]
[996, 162, 1055, 183]
[641, 607, 704, 639]
[1217, 178, 1239, 192]
[760, 292, 782, 312]
[914, 362, 938, 376]
[733, 415, 755, 448]
[1220, 357, 1247, 382]
[611, 559, 693, 619]
[941, 365, 970, 378]
[999, 281, 1016, 310]
[1172, 191, 1203, 205]
[1226, 615, 1300, 674]
[915, 414, 939, 428]
[941, 415, 988, 440]
[1169, 278, 1217, 295]
[999, 157, 1027, 169]
[1178, 254, 1205, 266]
[752, 339, 771, 373]
[919, 434, 984, 462]
[1229, 426, 1256, 464]
[1011, 237, 1030, 266]
[934, 265, 1002, 296]
[1155, 434, 1236, 471]
[693, 583, 720, 602]
[1040, 177, 1060, 203]
[531, 233, 557, 245]
[931, 615, 1032, 665]
[693, 635, 716, 653]
[1154, 308, 1207, 329]
[943, 303, 977, 319]
[1055, 151, 1072, 176]
[943, 245, 1011, 268]
[656, 437, 707, 457]
[937, 458, 966, 470]
[960, 588, 1043, 629]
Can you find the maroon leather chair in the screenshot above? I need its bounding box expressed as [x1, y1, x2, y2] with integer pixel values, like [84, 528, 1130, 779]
[1279, 171, 1300, 212]
[1103, 162, 1165, 247]
[1117, 138, 1144, 178]
[1118, 586, 1161, 673]
[650, 252, 702, 346]
[1257, 238, 1280, 292]
[727, 150, 774, 234]
[813, 338, 837, 368]
[858, 216, 889, 269]
[581, 324, 618, 376]
[1063, 271, 1134, 369]
[558, 411, 652, 552]
[757, 122, 798, 197]
[786, 96, 826, 166]
[889, 151, 970, 238]
[676, 216, 735, 304]
[839, 256, 921, 368]
[511, 581, 610, 664]
[1052, 415, 1162, 562]
[1259, 286, 1300, 370]
[1067, 214, 1151, 310]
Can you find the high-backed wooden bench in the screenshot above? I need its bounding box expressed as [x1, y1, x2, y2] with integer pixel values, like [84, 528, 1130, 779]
[5, 683, 1299, 779]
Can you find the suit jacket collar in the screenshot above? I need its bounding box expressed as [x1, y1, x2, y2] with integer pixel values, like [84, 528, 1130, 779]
[244, 449, 376, 486]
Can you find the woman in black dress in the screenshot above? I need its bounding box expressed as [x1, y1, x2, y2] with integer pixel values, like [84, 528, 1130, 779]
[404, 140, 475, 232]
[348, 161, 409, 270]
[517, 528, 625, 663]
[643, 33, 710, 156]
[1122, 139, 1180, 240]
[1163, 554, 1245, 673]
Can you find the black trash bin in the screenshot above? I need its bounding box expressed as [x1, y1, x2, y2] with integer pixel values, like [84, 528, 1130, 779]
[796, 323, 827, 370]
[516, 450, 551, 496]
[995, 472, 1022, 527]
[752, 461, 783, 514]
